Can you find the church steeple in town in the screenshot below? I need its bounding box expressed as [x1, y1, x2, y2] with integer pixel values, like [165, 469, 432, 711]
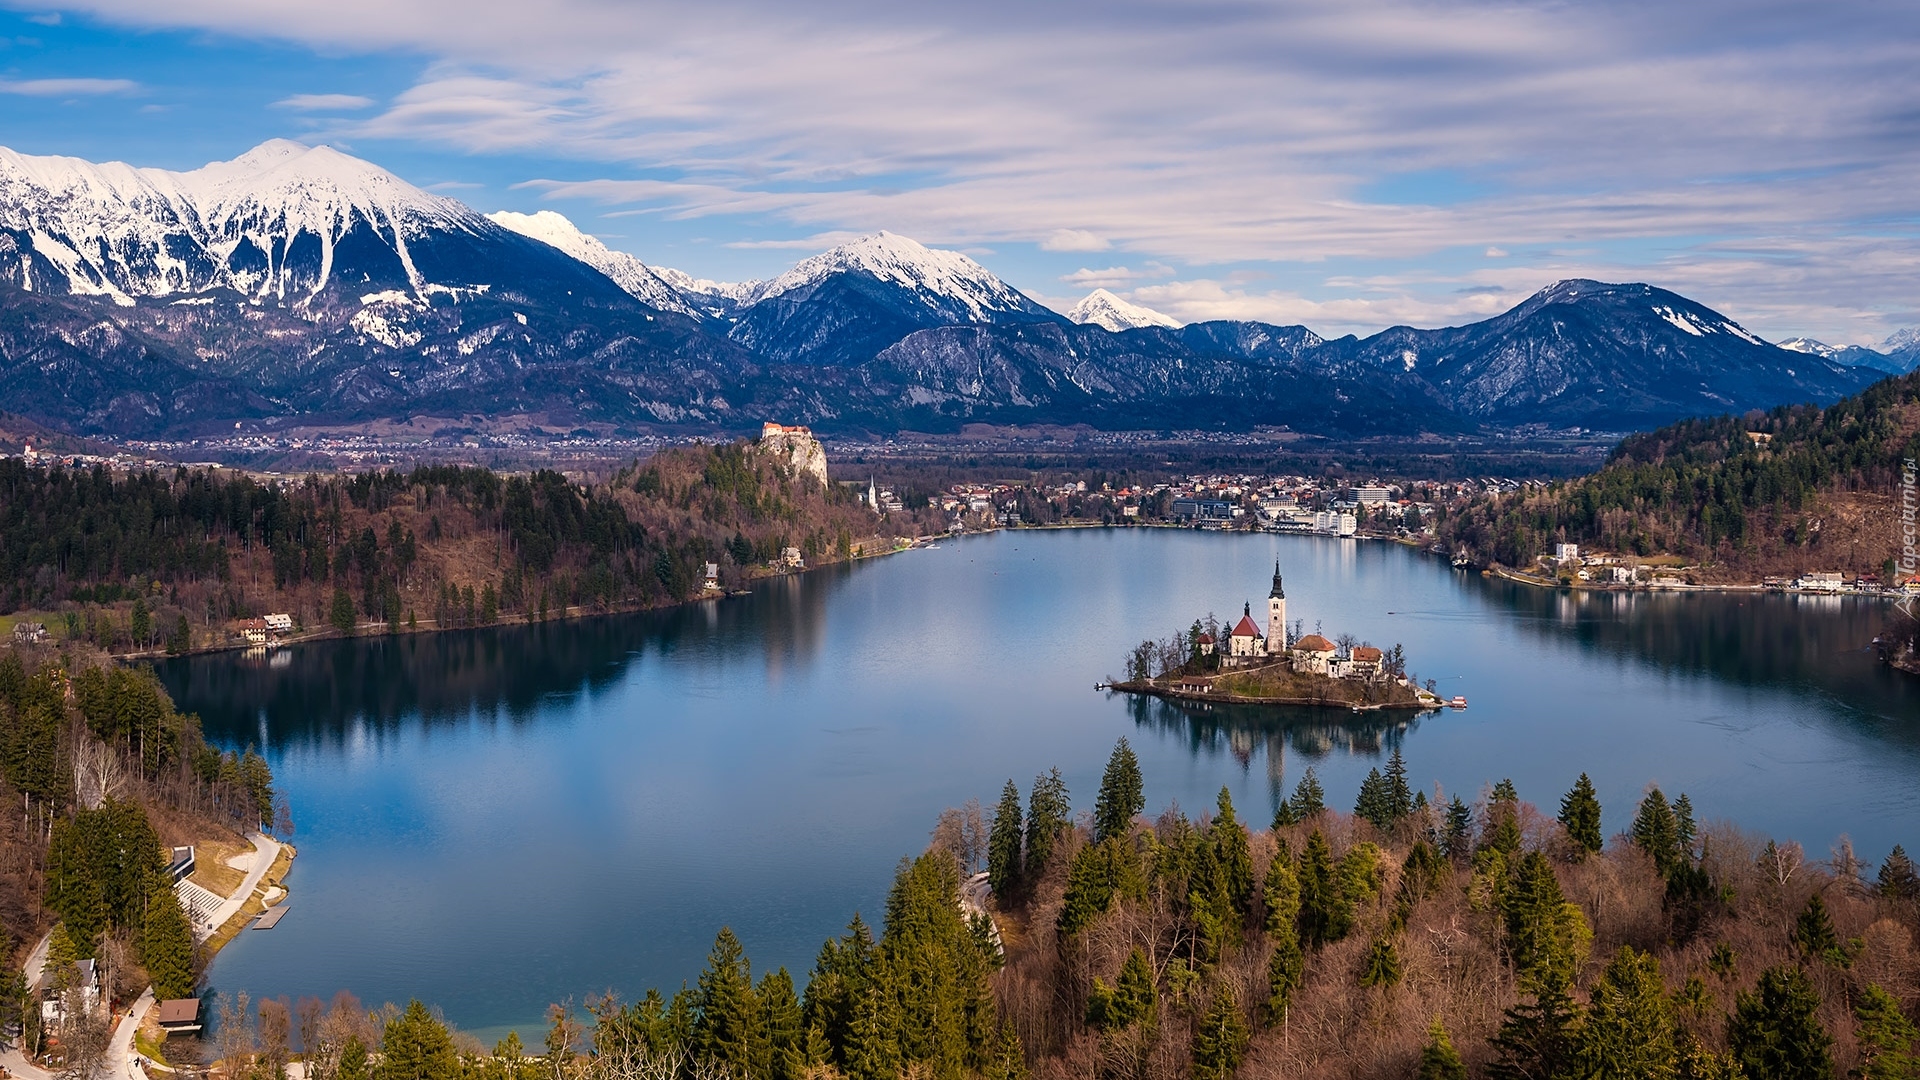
[1269, 559, 1285, 600]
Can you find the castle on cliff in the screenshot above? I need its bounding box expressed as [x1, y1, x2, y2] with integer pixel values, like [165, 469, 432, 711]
[758, 423, 830, 488]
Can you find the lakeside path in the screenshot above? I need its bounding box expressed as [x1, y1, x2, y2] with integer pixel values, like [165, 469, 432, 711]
[3, 834, 287, 1080]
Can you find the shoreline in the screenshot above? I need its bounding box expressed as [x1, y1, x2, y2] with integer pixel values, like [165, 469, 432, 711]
[1107, 678, 1440, 714]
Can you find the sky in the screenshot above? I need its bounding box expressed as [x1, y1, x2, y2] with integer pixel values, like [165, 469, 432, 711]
[0, 0, 1916, 344]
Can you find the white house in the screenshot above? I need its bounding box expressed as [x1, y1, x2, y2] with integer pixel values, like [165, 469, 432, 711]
[1290, 634, 1337, 675]
[1554, 543, 1579, 563]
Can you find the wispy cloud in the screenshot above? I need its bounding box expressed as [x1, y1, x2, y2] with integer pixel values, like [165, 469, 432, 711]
[272, 92, 374, 111]
[31, 0, 1920, 339]
[0, 77, 138, 96]
[23, 12, 59, 25]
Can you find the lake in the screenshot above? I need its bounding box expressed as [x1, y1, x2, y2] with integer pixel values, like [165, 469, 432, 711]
[156, 528, 1920, 1041]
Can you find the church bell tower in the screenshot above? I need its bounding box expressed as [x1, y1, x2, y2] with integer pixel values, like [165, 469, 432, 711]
[1267, 559, 1286, 652]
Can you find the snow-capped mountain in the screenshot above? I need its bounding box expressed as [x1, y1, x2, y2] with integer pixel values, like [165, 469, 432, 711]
[1067, 288, 1180, 331]
[1780, 332, 1920, 375]
[487, 210, 758, 320]
[724, 231, 1061, 365]
[0, 139, 523, 302]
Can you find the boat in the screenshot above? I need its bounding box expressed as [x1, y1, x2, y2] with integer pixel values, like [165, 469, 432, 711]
[1448, 695, 1468, 709]
[1451, 553, 1470, 569]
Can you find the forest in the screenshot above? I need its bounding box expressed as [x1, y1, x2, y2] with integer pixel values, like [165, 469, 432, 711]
[1437, 368, 1920, 579]
[0, 440, 929, 652]
[0, 647, 279, 1072]
[194, 738, 1920, 1080]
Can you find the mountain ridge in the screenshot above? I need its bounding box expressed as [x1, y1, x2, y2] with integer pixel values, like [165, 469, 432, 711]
[0, 140, 1894, 440]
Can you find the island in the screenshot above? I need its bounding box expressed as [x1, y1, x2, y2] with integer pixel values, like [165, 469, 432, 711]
[1110, 561, 1444, 711]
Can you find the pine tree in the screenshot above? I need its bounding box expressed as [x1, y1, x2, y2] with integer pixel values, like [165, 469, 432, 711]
[337, 1037, 369, 1080]
[1575, 947, 1678, 1080]
[330, 587, 356, 634]
[1089, 948, 1158, 1030]
[1264, 936, 1303, 1025]
[693, 928, 758, 1076]
[756, 968, 805, 1080]
[1792, 892, 1849, 966]
[1213, 788, 1254, 921]
[1488, 988, 1580, 1080]
[141, 877, 195, 1000]
[1727, 965, 1834, 1080]
[1558, 773, 1604, 858]
[1879, 845, 1920, 904]
[1418, 1019, 1468, 1080]
[1263, 848, 1300, 939]
[1093, 738, 1145, 843]
[1191, 984, 1249, 1080]
[374, 1001, 459, 1080]
[1355, 768, 1393, 832]
[1359, 934, 1401, 988]
[1673, 794, 1697, 861]
[1502, 851, 1593, 995]
[1297, 830, 1340, 948]
[1631, 788, 1682, 875]
[1384, 748, 1413, 821]
[1024, 768, 1070, 881]
[880, 851, 995, 1077]
[1853, 983, 1920, 1080]
[1485, 781, 1522, 856]
[987, 780, 1024, 901]
[1285, 768, 1325, 823]
[1443, 796, 1474, 861]
[986, 1020, 1027, 1080]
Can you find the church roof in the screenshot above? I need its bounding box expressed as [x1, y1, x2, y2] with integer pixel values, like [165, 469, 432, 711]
[1352, 646, 1383, 661]
[1230, 614, 1263, 638]
[1269, 559, 1285, 599]
[1293, 633, 1335, 652]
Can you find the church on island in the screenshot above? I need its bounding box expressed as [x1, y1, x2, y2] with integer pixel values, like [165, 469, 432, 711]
[1209, 560, 1385, 680]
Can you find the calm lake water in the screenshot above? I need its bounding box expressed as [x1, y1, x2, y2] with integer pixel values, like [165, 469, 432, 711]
[157, 528, 1920, 1040]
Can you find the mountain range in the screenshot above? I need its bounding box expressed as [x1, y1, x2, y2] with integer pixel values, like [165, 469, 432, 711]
[0, 140, 1904, 439]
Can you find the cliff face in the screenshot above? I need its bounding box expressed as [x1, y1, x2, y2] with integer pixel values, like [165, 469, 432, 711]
[757, 423, 830, 488]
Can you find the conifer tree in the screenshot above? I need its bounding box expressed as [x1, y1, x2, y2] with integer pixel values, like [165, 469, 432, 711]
[1190, 985, 1249, 1080]
[1359, 934, 1401, 988]
[1093, 739, 1145, 843]
[1558, 773, 1604, 859]
[757, 968, 806, 1080]
[880, 852, 995, 1077]
[374, 1001, 459, 1080]
[1632, 788, 1682, 875]
[1853, 983, 1920, 1080]
[1354, 768, 1393, 832]
[1443, 796, 1474, 862]
[337, 1037, 369, 1080]
[1418, 1019, 1467, 1080]
[1488, 989, 1580, 1080]
[1575, 947, 1678, 1080]
[693, 928, 758, 1077]
[1384, 748, 1413, 821]
[1727, 965, 1834, 1080]
[330, 587, 356, 634]
[987, 780, 1023, 900]
[1484, 781, 1522, 856]
[1023, 769, 1070, 882]
[1285, 768, 1325, 824]
[1212, 788, 1254, 921]
[1088, 948, 1158, 1030]
[1501, 851, 1593, 995]
[1264, 937, 1303, 1026]
[1879, 845, 1920, 904]
[1261, 850, 1304, 1023]
[1673, 794, 1697, 861]
[986, 1021, 1027, 1080]
[141, 877, 195, 1000]
[1297, 830, 1340, 948]
[1792, 892, 1850, 966]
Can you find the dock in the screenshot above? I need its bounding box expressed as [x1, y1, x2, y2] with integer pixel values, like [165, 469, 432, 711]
[253, 904, 290, 930]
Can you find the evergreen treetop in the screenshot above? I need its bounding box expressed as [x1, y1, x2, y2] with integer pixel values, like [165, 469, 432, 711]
[1092, 739, 1145, 843]
[1558, 773, 1604, 858]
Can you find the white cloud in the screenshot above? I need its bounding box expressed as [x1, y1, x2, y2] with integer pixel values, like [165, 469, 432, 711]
[1484, 246, 1508, 258]
[32, 0, 1920, 340]
[1040, 229, 1109, 252]
[272, 92, 375, 111]
[0, 77, 138, 96]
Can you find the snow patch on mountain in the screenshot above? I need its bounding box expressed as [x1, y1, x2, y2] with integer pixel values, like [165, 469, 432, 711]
[489, 209, 759, 318]
[0, 139, 488, 302]
[1778, 337, 1839, 356]
[752, 231, 1043, 321]
[1067, 288, 1180, 331]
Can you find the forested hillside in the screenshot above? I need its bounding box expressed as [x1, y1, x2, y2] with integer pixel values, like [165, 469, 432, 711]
[191, 741, 1920, 1080]
[0, 441, 924, 651]
[1438, 369, 1920, 579]
[0, 649, 277, 1061]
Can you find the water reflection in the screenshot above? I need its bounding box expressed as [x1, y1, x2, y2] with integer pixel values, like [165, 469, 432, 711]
[158, 564, 845, 751]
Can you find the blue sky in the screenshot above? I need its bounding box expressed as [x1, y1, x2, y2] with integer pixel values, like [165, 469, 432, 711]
[2, 0, 1917, 343]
